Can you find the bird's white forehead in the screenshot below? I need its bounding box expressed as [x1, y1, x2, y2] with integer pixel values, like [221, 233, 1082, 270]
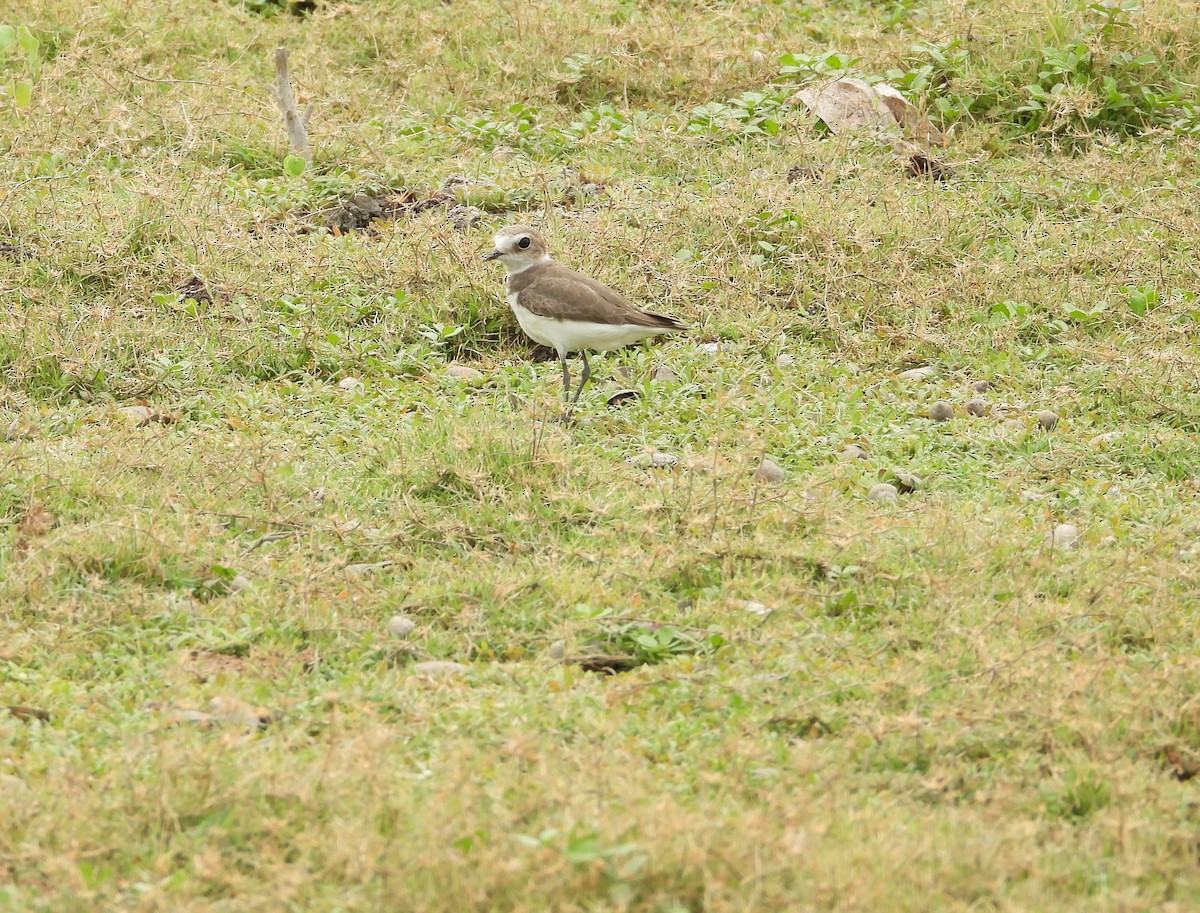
[494, 227, 536, 248]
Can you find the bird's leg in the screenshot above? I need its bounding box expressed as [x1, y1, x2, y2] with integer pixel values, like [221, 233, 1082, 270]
[558, 352, 572, 406]
[558, 352, 576, 422]
[570, 352, 592, 406]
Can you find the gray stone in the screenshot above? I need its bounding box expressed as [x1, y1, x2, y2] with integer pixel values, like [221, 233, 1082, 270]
[387, 615, 417, 639]
[867, 482, 899, 502]
[753, 458, 786, 484]
[928, 400, 954, 422]
[1037, 410, 1059, 430]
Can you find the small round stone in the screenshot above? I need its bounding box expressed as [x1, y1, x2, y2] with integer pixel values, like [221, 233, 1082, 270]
[444, 364, 483, 382]
[1048, 523, 1081, 549]
[966, 398, 990, 417]
[898, 366, 936, 382]
[1037, 410, 1059, 430]
[412, 661, 469, 677]
[229, 574, 252, 593]
[928, 400, 954, 422]
[753, 458, 786, 484]
[775, 354, 796, 367]
[970, 380, 990, 393]
[387, 615, 417, 639]
[653, 366, 679, 383]
[839, 444, 869, 460]
[337, 376, 364, 392]
[867, 482, 899, 502]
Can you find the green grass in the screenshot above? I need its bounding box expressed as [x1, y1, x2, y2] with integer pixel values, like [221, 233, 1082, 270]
[3, 0, 1200, 909]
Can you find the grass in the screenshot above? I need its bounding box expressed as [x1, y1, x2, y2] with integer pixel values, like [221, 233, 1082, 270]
[3, 0, 1200, 909]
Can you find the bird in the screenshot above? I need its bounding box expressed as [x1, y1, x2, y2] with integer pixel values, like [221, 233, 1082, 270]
[483, 225, 685, 416]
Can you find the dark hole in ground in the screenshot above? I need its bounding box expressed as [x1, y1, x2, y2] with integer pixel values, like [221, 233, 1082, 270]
[907, 152, 953, 180]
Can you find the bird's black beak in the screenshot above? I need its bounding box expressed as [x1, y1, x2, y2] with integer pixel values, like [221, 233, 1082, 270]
[483, 250, 501, 262]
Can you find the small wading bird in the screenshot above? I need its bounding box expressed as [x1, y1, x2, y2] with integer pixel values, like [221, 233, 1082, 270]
[484, 225, 686, 417]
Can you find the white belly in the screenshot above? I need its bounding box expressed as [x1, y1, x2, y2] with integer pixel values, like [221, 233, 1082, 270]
[508, 294, 668, 355]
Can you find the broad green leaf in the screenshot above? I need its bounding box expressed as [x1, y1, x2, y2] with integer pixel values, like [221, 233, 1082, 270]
[283, 154, 307, 176]
[0, 25, 16, 52]
[13, 78, 32, 108]
[17, 26, 39, 69]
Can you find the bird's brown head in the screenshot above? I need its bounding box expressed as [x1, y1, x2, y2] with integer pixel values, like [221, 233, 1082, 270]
[483, 225, 551, 273]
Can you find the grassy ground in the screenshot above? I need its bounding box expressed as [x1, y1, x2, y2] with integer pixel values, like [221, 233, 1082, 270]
[4, 0, 1200, 909]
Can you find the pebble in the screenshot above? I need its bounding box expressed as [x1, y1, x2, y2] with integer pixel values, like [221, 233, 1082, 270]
[337, 377, 364, 392]
[444, 364, 484, 382]
[1048, 522, 1081, 550]
[118, 405, 154, 426]
[753, 458, 786, 484]
[966, 398, 990, 417]
[547, 641, 566, 661]
[897, 366, 936, 382]
[1090, 431, 1120, 446]
[775, 354, 796, 367]
[653, 366, 679, 383]
[867, 482, 899, 502]
[412, 661, 469, 677]
[928, 400, 954, 422]
[1037, 410, 1059, 430]
[839, 444, 869, 460]
[387, 615, 417, 639]
[229, 575, 252, 593]
[699, 342, 721, 356]
[628, 452, 679, 469]
[970, 380, 990, 393]
[742, 600, 773, 617]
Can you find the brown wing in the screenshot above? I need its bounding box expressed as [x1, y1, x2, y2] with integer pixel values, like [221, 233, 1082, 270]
[511, 264, 685, 329]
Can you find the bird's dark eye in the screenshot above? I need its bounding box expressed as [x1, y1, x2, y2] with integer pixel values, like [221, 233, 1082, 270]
[518, 237, 531, 249]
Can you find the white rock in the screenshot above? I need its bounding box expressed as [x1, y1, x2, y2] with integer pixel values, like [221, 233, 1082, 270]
[444, 364, 483, 382]
[840, 444, 869, 460]
[897, 366, 936, 382]
[118, 405, 154, 426]
[628, 452, 679, 469]
[1090, 431, 1120, 446]
[338, 377, 364, 392]
[412, 661, 469, 677]
[229, 574, 252, 593]
[742, 600, 773, 617]
[775, 354, 796, 367]
[1048, 523, 1081, 550]
[387, 615, 417, 639]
